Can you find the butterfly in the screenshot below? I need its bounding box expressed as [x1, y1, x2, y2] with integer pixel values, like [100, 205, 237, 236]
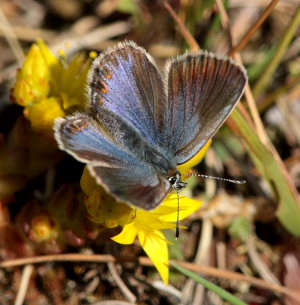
[54, 41, 247, 211]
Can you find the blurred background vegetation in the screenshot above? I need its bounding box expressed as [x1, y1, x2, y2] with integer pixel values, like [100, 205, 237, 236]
[0, 0, 300, 304]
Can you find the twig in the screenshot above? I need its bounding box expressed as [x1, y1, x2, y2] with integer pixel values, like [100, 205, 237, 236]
[0, 25, 56, 42]
[92, 301, 135, 305]
[0, 21, 131, 83]
[14, 264, 34, 305]
[51, 21, 131, 55]
[215, 1, 274, 143]
[182, 219, 213, 304]
[246, 236, 280, 285]
[0, 6, 24, 64]
[0, 253, 299, 301]
[107, 262, 137, 303]
[162, 1, 200, 52]
[229, 0, 280, 55]
[215, 0, 233, 48]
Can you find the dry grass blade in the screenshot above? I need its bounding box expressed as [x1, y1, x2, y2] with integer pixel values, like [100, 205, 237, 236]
[229, 0, 281, 55]
[215, 0, 300, 236]
[163, 0, 300, 236]
[0, 6, 24, 64]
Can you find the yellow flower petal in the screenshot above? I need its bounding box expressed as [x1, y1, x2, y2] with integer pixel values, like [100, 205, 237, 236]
[11, 79, 34, 106]
[177, 139, 212, 173]
[80, 166, 99, 196]
[138, 229, 169, 284]
[112, 223, 138, 244]
[84, 185, 133, 228]
[37, 39, 60, 76]
[159, 194, 203, 222]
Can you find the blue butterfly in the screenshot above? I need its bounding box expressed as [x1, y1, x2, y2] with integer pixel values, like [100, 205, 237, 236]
[54, 41, 247, 210]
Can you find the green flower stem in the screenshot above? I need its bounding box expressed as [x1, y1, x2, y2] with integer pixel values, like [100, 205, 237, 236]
[253, 3, 300, 97]
[257, 73, 300, 112]
[171, 261, 249, 305]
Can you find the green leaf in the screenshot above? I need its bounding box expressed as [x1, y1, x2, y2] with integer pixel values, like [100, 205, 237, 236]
[230, 109, 300, 236]
[247, 46, 277, 82]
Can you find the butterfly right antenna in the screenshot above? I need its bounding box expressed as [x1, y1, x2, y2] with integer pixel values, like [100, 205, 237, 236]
[182, 173, 246, 184]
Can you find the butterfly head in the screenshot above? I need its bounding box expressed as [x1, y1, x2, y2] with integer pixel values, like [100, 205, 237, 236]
[168, 171, 187, 190]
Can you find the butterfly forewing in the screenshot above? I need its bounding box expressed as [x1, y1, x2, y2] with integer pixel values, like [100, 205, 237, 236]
[88, 41, 165, 146]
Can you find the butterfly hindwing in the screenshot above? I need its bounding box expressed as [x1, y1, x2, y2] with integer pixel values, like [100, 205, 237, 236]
[54, 113, 140, 167]
[88, 165, 171, 210]
[54, 110, 174, 210]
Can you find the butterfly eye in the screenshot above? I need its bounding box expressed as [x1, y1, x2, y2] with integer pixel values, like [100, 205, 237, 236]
[168, 176, 177, 185]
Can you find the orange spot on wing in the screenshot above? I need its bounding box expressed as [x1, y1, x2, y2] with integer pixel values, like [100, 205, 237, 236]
[101, 67, 113, 79]
[100, 80, 109, 94]
[69, 120, 89, 134]
[105, 71, 113, 79]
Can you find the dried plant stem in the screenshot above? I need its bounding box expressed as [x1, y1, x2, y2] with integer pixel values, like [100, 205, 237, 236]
[240, 56, 270, 143]
[15, 264, 34, 305]
[0, 254, 299, 301]
[163, 1, 200, 52]
[246, 236, 280, 285]
[107, 262, 137, 303]
[229, 0, 280, 55]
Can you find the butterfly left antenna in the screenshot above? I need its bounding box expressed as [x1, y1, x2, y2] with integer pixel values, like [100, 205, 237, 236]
[182, 173, 246, 184]
[175, 188, 180, 239]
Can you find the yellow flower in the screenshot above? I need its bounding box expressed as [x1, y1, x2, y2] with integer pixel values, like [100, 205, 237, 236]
[11, 44, 51, 106]
[11, 39, 91, 133]
[81, 167, 134, 228]
[80, 141, 210, 284]
[29, 214, 57, 242]
[24, 97, 65, 132]
[112, 195, 203, 284]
